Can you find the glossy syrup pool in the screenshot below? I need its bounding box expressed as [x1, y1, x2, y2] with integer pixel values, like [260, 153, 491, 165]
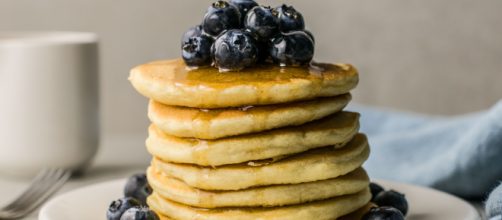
[150, 59, 352, 85]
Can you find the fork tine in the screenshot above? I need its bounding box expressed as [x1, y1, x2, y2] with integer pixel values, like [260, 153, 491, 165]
[5, 169, 66, 210]
[20, 170, 71, 213]
[1, 168, 54, 211]
[3, 169, 71, 219]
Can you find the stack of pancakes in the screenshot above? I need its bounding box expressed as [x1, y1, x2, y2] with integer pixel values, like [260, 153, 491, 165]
[129, 58, 371, 220]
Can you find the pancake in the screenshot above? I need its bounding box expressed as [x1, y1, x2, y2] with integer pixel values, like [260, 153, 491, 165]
[129, 59, 358, 108]
[151, 134, 369, 190]
[153, 205, 374, 220]
[154, 204, 375, 220]
[148, 94, 351, 139]
[148, 188, 371, 220]
[148, 166, 369, 208]
[147, 111, 359, 166]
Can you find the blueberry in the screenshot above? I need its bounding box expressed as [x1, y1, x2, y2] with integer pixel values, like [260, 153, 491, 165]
[124, 173, 153, 205]
[181, 25, 203, 45]
[120, 207, 159, 220]
[269, 31, 314, 66]
[303, 29, 315, 43]
[230, 0, 258, 24]
[212, 29, 258, 71]
[244, 6, 280, 41]
[181, 32, 214, 68]
[362, 207, 405, 220]
[107, 197, 142, 220]
[275, 4, 305, 32]
[373, 190, 409, 216]
[202, 1, 241, 37]
[256, 41, 272, 63]
[370, 182, 385, 201]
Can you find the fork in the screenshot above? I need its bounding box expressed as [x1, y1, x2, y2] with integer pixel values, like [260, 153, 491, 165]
[0, 168, 71, 219]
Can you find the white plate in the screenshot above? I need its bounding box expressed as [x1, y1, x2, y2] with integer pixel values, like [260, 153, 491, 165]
[39, 179, 481, 220]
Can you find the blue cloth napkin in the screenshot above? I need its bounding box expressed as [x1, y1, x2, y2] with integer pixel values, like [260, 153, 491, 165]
[346, 100, 502, 202]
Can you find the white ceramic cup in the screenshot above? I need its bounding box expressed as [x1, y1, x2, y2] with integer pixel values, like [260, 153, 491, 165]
[0, 31, 99, 178]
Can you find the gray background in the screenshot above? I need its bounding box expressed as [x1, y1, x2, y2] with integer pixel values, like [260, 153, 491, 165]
[1, 0, 501, 138]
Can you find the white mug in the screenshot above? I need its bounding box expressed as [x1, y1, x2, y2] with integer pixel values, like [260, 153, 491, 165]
[0, 31, 99, 178]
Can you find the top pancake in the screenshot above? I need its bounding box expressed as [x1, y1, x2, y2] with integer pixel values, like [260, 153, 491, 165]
[129, 59, 359, 108]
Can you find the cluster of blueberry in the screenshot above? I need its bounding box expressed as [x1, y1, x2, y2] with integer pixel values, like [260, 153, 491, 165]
[107, 174, 157, 220]
[363, 183, 409, 220]
[182, 0, 315, 71]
